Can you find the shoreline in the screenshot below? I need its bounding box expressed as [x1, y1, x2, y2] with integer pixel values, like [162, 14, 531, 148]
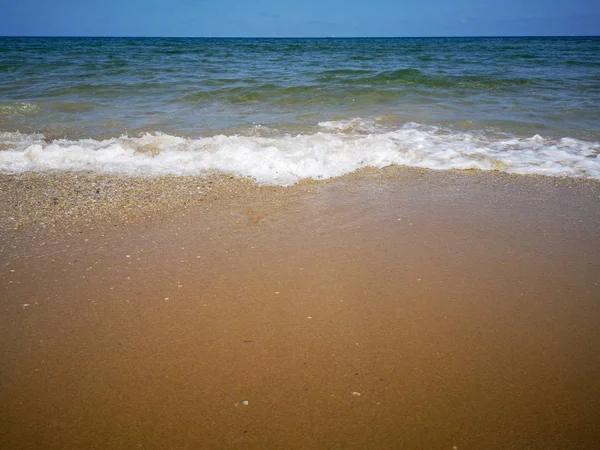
[2, 167, 600, 448]
[2, 167, 599, 236]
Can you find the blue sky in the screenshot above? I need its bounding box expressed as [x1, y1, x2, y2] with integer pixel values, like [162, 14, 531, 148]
[1, 0, 599, 37]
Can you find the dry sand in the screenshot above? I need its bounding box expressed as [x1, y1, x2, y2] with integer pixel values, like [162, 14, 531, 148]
[1, 167, 600, 449]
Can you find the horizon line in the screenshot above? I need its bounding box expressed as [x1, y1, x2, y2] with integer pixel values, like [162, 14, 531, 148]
[1, 34, 599, 39]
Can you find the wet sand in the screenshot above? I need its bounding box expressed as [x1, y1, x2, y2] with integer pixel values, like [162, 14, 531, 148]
[2, 168, 600, 449]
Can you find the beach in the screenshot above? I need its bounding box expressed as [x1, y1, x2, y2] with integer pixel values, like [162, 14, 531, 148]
[2, 35, 600, 448]
[2, 167, 600, 448]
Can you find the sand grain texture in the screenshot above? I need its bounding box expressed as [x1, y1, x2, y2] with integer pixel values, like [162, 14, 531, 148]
[2, 168, 600, 449]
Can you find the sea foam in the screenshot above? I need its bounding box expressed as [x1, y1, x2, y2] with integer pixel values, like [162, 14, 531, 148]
[1, 122, 598, 186]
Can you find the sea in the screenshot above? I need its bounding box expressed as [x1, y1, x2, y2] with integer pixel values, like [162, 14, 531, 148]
[1, 36, 599, 185]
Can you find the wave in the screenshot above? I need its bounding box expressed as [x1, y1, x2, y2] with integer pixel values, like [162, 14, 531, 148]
[1, 121, 599, 186]
[176, 69, 546, 107]
[38, 82, 168, 98]
[318, 69, 375, 77]
[349, 55, 376, 61]
[177, 84, 441, 107]
[320, 68, 540, 89]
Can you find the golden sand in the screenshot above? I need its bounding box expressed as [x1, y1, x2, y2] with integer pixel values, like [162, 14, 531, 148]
[2, 168, 600, 448]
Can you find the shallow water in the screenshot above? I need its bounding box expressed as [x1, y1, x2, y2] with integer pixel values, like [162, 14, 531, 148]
[1, 37, 599, 184]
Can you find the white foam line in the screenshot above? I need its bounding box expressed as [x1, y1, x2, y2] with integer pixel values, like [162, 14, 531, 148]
[1, 123, 599, 186]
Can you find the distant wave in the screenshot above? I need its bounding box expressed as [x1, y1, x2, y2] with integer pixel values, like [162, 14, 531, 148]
[173, 70, 551, 107]
[317, 68, 540, 89]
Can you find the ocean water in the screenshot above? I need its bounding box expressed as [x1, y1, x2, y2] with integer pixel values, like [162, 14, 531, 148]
[1, 36, 599, 185]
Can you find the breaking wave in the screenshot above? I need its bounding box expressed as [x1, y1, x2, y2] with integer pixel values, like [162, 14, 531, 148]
[1, 120, 598, 186]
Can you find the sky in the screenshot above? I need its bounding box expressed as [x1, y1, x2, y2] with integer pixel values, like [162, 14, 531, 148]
[1, 0, 599, 37]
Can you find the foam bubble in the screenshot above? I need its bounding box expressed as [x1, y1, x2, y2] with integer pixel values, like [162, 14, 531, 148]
[317, 118, 378, 133]
[0, 123, 599, 185]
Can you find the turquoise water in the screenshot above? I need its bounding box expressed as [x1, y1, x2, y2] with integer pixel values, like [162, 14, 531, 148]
[1, 37, 599, 184]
